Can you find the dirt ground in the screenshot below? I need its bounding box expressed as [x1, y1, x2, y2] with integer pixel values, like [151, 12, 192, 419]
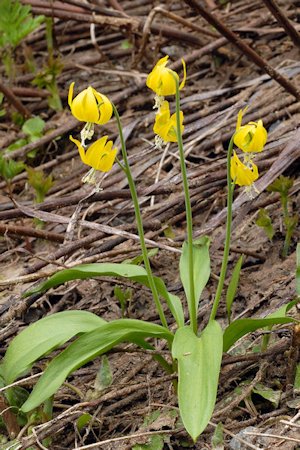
[0, 0, 300, 449]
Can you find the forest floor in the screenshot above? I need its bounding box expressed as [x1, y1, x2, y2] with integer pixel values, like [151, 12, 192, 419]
[0, 0, 300, 449]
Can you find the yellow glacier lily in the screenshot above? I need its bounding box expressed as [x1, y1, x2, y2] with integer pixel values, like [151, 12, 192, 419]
[146, 55, 186, 96]
[68, 82, 113, 125]
[234, 108, 267, 153]
[230, 151, 259, 186]
[70, 135, 117, 172]
[153, 100, 184, 143]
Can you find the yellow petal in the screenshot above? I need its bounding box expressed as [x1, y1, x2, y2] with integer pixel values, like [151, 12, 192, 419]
[85, 136, 117, 172]
[230, 151, 259, 186]
[236, 106, 248, 131]
[68, 82, 75, 108]
[98, 148, 118, 172]
[85, 136, 107, 168]
[247, 120, 267, 152]
[146, 55, 186, 96]
[179, 58, 186, 90]
[69, 135, 88, 165]
[93, 91, 113, 125]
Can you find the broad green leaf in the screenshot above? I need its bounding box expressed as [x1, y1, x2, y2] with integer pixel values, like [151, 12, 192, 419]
[226, 255, 243, 322]
[179, 237, 210, 316]
[2, 311, 105, 384]
[296, 243, 300, 296]
[223, 317, 295, 353]
[172, 321, 223, 441]
[21, 319, 173, 412]
[23, 263, 184, 327]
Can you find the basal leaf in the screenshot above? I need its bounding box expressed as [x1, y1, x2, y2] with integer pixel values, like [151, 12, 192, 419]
[23, 263, 184, 327]
[21, 319, 173, 412]
[223, 317, 295, 353]
[2, 311, 105, 384]
[172, 321, 223, 441]
[179, 237, 210, 317]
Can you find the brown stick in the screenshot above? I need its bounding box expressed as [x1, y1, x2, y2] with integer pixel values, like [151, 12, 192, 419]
[0, 223, 64, 243]
[184, 0, 300, 100]
[0, 81, 31, 118]
[261, 0, 300, 48]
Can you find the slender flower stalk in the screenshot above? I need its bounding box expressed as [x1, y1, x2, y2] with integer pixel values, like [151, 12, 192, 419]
[174, 77, 197, 334]
[112, 104, 168, 330]
[209, 136, 235, 322]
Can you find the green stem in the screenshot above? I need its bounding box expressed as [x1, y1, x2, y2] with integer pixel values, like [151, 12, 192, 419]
[174, 79, 197, 334]
[112, 103, 168, 330]
[209, 136, 235, 322]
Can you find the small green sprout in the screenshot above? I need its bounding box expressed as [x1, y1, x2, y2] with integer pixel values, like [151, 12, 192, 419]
[267, 175, 298, 256]
[256, 208, 275, 240]
[0, 155, 24, 182]
[26, 167, 53, 204]
[0, 0, 44, 79]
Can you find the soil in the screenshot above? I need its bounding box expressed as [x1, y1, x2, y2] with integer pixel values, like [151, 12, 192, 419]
[0, 0, 300, 449]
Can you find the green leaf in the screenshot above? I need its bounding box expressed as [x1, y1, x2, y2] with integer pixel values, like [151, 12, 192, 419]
[2, 311, 106, 384]
[296, 244, 300, 296]
[132, 435, 164, 450]
[223, 316, 296, 353]
[23, 263, 184, 328]
[0, 156, 24, 181]
[76, 413, 92, 432]
[94, 355, 112, 391]
[22, 117, 45, 138]
[226, 255, 243, 322]
[123, 248, 158, 265]
[172, 322, 223, 441]
[267, 175, 293, 196]
[211, 422, 224, 449]
[21, 319, 172, 412]
[255, 209, 274, 240]
[180, 237, 210, 315]
[252, 383, 281, 408]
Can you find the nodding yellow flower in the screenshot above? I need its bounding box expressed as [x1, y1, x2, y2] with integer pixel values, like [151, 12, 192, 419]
[230, 151, 259, 186]
[234, 108, 267, 153]
[146, 55, 186, 96]
[68, 82, 113, 125]
[70, 135, 117, 172]
[153, 100, 184, 143]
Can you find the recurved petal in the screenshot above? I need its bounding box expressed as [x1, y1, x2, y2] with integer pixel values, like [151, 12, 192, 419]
[69, 135, 88, 165]
[68, 82, 75, 108]
[97, 148, 118, 172]
[179, 59, 187, 90]
[233, 124, 255, 152]
[96, 93, 113, 125]
[247, 120, 267, 152]
[85, 136, 108, 168]
[70, 88, 97, 123]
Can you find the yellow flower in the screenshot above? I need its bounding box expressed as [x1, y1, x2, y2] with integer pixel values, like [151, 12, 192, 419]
[234, 108, 267, 153]
[146, 55, 186, 96]
[230, 151, 259, 186]
[70, 135, 117, 172]
[68, 82, 113, 125]
[153, 101, 184, 143]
